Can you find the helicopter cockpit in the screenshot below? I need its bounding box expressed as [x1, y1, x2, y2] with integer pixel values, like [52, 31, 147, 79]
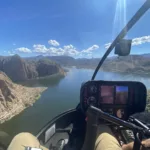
[6, 1, 150, 150]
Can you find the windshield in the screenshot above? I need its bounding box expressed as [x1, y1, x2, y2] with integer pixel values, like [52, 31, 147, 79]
[0, 0, 150, 137]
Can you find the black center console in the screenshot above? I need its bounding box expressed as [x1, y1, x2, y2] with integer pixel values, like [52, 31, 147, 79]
[80, 80, 147, 120]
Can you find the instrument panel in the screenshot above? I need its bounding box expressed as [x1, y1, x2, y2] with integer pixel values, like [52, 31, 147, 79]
[80, 81, 147, 120]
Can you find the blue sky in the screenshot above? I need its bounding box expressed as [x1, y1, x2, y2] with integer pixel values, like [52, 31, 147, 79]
[0, 0, 150, 58]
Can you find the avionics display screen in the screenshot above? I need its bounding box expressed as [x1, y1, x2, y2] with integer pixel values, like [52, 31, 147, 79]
[100, 86, 114, 104]
[115, 86, 128, 104]
[100, 86, 128, 104]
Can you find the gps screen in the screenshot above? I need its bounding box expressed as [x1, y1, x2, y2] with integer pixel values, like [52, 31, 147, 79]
[115, 86, 128, 104]
[100, 86, 128, 104]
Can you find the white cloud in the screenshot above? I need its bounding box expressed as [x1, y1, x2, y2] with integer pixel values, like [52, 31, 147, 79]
[32, 44, 99, 57]
[32, 44, 98, 57]
[63, 45, 74, 50]
[48, 47, 64, 55]
[132, 36, 150, 46]
[81, 45, 99, 53]
[33, 45, 65, 56]
[104, 35, 150, 49]
[12, 41, 100, 58]
[33, 44, 48, 53]
[16, 47, 32, 53]
[104, 43, 111, 49]
[63, 45, 79, 56]
[48, 40, 60, 47]
[87, 45, 99, 51]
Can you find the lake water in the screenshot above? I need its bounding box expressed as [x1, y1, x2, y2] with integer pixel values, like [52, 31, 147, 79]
[1, 68, 150, 138]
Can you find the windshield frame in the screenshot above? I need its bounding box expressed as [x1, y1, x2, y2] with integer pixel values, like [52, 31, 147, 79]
[92, 0, 150, 80]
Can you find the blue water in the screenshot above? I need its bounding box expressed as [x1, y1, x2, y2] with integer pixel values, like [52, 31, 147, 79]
[0, 68, 150, 137]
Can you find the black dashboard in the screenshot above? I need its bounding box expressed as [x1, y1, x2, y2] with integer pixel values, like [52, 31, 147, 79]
[80, 80, 147, 120]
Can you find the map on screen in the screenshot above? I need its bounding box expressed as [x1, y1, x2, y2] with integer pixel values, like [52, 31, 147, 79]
[100, 86, 128, 104]
[115, 86, 128, 104]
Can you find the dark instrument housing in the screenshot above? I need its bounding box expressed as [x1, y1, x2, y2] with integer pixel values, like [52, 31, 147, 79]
[80, 80, 147, 120]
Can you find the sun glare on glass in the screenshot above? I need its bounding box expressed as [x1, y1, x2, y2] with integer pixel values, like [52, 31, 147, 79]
[112, 0, 127, 40]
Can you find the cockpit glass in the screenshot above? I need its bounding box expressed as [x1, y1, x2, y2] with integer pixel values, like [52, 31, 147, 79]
[0, 0, 150, 139]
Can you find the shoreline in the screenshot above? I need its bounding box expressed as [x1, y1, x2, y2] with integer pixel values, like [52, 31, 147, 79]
[75, 66, 150, 77]
[0, 71, 66, 124]
[17, 70, 66, 83]
[0, 86, 47, 124]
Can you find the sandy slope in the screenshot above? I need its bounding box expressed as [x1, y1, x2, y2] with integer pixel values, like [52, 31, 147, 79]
[0, 71, 47, 123]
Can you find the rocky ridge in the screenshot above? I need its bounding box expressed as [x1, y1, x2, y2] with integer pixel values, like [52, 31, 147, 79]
[0, 55, 65, 82]
[0, 71, 47, 123]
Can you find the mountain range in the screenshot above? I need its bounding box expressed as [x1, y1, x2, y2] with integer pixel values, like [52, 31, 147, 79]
[0, 53, 150, 82]
[25, 54, 150, 75]
[0, 55, 65, 82]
